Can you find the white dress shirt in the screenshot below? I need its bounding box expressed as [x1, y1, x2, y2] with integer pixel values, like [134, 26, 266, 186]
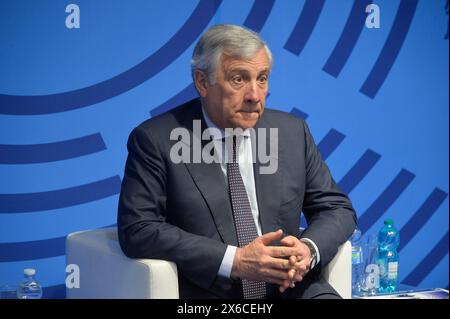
[201, 108, 320, 279]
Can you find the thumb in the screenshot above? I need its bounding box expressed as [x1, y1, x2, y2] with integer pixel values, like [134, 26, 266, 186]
[260, 229, 283, 245]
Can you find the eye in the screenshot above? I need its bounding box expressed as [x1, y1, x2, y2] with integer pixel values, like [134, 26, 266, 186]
[231, 75, 244, 85]
[258, 75, 268, 85]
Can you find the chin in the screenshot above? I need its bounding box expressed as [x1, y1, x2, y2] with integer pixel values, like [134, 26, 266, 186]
[233, 119, 258, 129]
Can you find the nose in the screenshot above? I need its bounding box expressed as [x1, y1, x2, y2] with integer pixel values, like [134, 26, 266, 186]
[244, 81, 261, 104]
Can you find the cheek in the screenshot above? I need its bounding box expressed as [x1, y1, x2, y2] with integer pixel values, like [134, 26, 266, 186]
[260, 87, 268, 99]
[223, 92, 244, 110]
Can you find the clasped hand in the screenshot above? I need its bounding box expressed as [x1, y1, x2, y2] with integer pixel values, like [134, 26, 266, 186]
[231, 229, 312, 293]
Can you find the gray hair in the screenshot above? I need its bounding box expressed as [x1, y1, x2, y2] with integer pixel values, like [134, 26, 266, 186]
[191, 24, 273, 84]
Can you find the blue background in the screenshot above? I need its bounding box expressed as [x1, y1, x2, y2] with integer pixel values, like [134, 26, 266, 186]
[0, 0, 448, 298]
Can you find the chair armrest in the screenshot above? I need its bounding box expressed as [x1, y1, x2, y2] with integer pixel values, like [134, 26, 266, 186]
[66, 227, 351, 299]
[322, 241, 352, 299]
[66, 228, 179, 299]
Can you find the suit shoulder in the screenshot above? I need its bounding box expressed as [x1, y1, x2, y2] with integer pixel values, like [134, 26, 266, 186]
[132, 98, 199, 137]
[263, 107, 307, 128]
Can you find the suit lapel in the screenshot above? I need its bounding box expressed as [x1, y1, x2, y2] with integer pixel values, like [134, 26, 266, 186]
[181, 101, 238, 245]
[185, 162, 238, 245]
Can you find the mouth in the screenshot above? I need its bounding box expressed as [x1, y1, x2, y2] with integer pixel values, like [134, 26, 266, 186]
[237, 110, 260, 120]
[238, 109, 260, 114]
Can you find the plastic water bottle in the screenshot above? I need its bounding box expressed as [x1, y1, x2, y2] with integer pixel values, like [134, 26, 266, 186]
[16, 268, 43, 299]
[377, 219, 400, 293]
[363, 234, 380, 295]
[350, 228, 364, 295]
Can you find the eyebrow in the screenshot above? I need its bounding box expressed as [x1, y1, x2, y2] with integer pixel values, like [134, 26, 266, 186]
[227, 68, 270, 75]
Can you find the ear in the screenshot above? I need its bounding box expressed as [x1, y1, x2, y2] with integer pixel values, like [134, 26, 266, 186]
[194, 70, 208, 98]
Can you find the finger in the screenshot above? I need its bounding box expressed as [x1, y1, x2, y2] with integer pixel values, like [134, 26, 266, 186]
[279, 279, 292, 292]
[293, 260, 309, 272]
[280, 236, 298, 247]
[264, 256, 291, 270]
[279, 285, 288, 293]
[279, 279, 296, 293]
[261, 268, 292, 282]
[269, 246, 302, 258]
[266, 255, 305, 271]
[291, 264, 308, 275]
[288, 268, 296, 280]
[260, 229, 283, 246]
[294, 273, 304, 282]
[289, 255, 297, 266]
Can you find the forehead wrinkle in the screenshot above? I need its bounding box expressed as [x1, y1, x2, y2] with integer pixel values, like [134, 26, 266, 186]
[223, 61, 270, 77]
[221, 50, 269, 68]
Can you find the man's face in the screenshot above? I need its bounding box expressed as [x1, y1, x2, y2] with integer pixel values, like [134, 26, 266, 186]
[197, 48, 270, 129]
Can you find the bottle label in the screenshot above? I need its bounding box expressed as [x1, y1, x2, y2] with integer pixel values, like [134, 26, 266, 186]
[388, 262, 398, 279]
[352, 249, 362, 264]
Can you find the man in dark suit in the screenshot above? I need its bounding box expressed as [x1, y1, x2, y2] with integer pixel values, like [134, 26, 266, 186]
[118, 24, 356, 299]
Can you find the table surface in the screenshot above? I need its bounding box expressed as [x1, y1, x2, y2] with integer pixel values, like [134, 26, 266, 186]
[353, 286, 449, 299]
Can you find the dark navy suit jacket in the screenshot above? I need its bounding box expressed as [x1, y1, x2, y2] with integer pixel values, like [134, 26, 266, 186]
[117, 98, 356, 298]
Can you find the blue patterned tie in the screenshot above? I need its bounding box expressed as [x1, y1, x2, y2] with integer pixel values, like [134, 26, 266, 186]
[227, 135, 267, 299]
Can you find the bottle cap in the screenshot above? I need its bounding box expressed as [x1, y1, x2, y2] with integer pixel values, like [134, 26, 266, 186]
[384, 219, 394, 225]
[24, 268, 36, 276]
[351, 228, 362, 241]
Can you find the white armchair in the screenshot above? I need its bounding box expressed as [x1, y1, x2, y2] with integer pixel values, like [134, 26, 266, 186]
[66, 227, 351, 299]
